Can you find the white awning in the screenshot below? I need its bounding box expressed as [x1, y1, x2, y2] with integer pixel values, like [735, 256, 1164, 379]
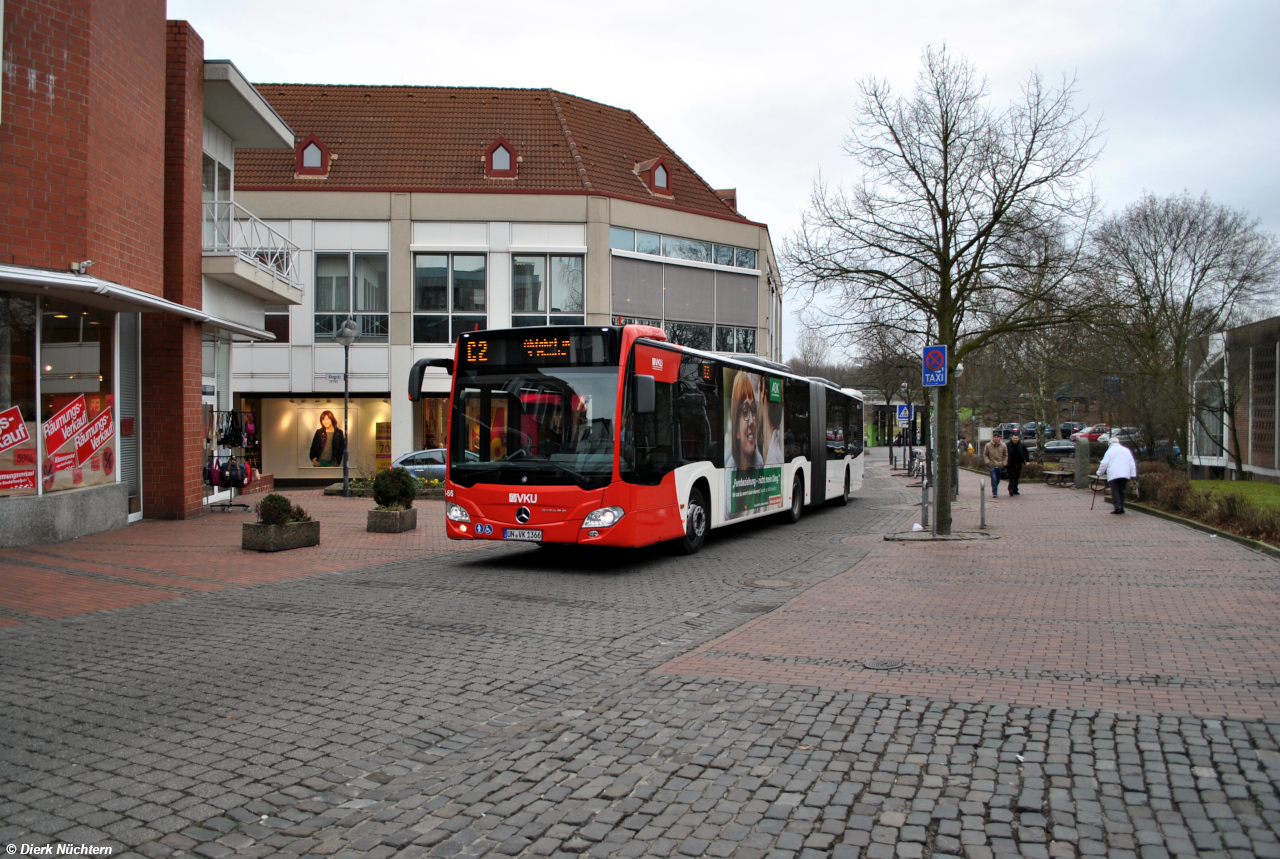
[0, 264, 275, 342]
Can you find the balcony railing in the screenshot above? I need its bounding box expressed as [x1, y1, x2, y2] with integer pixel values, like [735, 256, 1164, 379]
[203, 201, 301, 290]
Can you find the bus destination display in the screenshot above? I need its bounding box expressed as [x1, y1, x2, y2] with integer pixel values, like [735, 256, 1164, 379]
[458, 330, 620, 367]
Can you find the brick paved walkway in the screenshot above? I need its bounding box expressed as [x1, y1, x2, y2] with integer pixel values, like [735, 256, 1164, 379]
[660, 456, 1280, 719]
[0, 492, 477, 623]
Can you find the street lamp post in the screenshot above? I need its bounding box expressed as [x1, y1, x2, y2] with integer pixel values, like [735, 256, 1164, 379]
[335, 317, 359, 498]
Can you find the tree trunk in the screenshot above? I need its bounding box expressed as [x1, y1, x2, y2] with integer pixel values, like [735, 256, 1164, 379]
[935, 380, 955, 535]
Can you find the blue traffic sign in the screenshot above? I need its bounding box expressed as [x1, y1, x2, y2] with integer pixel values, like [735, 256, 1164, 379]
[896, 404, 913, 421]
[922, 345, 948, 387]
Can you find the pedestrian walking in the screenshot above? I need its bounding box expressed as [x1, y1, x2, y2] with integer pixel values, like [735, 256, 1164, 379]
[1006, 433, 1030, 496]
[982, 434, 1007, 497]
[1097, 436, 1138, 514]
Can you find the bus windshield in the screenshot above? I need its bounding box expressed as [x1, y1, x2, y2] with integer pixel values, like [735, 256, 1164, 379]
[450, 366, 618, 489]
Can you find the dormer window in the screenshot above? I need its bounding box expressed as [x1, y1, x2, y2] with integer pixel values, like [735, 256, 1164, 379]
[485, 136, 518, 178]
[295, 135, 330, 176]
[635, 157, 673, 196]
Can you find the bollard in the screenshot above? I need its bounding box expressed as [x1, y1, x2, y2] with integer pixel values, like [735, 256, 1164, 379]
[921, 478, 929, 527]
[980, 479, 986, 529]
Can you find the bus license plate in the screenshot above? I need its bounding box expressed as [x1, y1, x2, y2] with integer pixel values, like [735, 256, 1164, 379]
[503, 529, 542, 542]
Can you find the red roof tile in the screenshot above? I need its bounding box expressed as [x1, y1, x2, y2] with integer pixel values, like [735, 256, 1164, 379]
[234, 85, 747, 222]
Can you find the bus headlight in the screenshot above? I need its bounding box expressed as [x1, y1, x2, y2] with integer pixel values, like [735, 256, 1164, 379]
[582, 506, 624, 528]
[446, 503, 471, 523]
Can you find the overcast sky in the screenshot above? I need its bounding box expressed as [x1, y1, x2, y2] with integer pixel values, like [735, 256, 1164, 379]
[169, 0, 1280, 359]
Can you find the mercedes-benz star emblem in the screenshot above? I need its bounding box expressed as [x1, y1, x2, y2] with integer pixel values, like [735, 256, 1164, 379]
[516, 506, 531, 524]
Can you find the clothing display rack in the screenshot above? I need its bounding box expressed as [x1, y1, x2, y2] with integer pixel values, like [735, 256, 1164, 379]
[205, 409, 257, 513]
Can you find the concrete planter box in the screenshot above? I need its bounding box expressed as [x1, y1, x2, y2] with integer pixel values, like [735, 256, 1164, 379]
[368, 507, 417, 533]
[242, 520, 320, 552]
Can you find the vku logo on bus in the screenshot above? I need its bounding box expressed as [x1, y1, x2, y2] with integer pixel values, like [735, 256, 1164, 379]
[651, 357, 663, 372]
[509, 493, 538, 504]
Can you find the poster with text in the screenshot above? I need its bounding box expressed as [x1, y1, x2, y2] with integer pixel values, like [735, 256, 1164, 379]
[296, 406, 360, 469]
[722, 368, 784, 519]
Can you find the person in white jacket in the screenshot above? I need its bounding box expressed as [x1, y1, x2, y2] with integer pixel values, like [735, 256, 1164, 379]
[1097, 436, 1138, 514]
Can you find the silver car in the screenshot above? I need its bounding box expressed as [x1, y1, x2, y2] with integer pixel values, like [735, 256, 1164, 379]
[392, 448, 447, 481]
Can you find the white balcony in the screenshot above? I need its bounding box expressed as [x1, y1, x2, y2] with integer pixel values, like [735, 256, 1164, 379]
[202, 201, 304, 305]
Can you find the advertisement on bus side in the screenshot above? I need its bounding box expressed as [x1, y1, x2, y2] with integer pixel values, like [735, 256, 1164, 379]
[723, 367, 783, 519]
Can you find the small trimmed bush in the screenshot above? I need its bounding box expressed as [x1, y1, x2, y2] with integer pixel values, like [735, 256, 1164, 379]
[372, 467, 417, 510]
[257, 493, 293, 526]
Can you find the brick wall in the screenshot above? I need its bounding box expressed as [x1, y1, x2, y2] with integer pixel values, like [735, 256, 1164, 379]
[0, 0, 92, 268]
[162, 21, 204, 308]
[140, 314, 204, 518]
[85, 0, 166, 295]
[137, 21, 206, 519]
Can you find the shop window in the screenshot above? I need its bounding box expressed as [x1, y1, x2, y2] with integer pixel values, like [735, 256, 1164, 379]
[413, 253, 487, 343]
[512, 255, 584, 327]
[263, 305, 290, 342]
[315, 252, 388, 342]
[485, 137, 518, 178]
[39, 299, 116, 495]
[0, 292, 38, 497]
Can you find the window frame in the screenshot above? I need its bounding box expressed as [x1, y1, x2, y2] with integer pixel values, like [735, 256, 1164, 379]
[314, 251, 389, 343]
[485, 136, 518, 179]
[412, 252, 488, 344]
[511, 254, 585, 328]
[296, 135, 330, 176]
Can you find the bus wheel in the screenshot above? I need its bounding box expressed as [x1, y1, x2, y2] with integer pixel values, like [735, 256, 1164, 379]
[680, 487, 708, 554]
[834, 468, 851, 506]
[785, 474, 804, 524]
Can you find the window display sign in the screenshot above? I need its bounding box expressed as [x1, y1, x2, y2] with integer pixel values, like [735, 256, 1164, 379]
[75, 407, 114, 466]
[723, 367, 784, 519]
[375, 422, 391, 472]
[43, 394, 88, 453]
[0, 405, 31, 454]
[0, 471, 38, 491]
[296, 406, 360, 469]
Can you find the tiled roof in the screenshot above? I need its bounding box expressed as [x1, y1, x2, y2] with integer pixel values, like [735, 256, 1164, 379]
[234, 85, 747, 222]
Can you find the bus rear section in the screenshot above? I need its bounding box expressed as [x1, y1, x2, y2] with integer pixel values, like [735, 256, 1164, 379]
[409, 325, 864, 551]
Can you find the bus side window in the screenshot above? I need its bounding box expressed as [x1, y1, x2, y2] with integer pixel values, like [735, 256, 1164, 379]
[826, 392, 847, 458]
[784, 378, 810, 461]
[848, 396, 864, 457]
[677, 356, 721, 465]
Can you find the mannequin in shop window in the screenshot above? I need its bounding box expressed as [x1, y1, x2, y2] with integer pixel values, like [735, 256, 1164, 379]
[310, 410, 346, 467]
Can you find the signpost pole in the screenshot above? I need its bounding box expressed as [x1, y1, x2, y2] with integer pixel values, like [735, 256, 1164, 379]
[931, 387, 939, 537]
[921, 345, 948, 536]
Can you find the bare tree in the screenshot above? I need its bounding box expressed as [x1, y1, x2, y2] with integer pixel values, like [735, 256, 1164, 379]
[1093, 192, 1280, 464]
[786, 45, 1102, 533]
[789, 326, 832, 378]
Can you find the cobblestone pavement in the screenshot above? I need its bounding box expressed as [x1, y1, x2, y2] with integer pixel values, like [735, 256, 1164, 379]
[0, 493, 479, 624]
[2, 455, 1279, 859]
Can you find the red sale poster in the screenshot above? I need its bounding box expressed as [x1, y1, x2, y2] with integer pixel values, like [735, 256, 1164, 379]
[0, 405, 31, 454]
[0, 470, 38, 491]
[44, 395, 88, 453]
[75, 408, 114, 466]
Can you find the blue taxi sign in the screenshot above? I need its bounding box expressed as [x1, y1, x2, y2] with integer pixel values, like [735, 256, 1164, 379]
[922, 345, 947, 387]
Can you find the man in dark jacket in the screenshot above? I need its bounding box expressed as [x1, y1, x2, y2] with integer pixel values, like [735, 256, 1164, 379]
[1006, 432, 1030, 496]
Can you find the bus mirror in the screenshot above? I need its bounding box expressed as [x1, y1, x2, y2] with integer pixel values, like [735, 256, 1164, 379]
[408, 358, 454, 402]
[634, 374, 656, 415]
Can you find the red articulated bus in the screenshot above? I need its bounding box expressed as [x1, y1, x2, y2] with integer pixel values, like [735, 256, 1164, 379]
[408, 324, 864, 553]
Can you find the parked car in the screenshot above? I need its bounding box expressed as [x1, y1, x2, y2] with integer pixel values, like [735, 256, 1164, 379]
[1022, 421, 1055, 439]
[1071, 424, 1111, 442]
[993, 422, 1020, 439]
[391, 448, 448, 481]
[1059, 421, 1085, 439]
[1098, 427, 1142, 445]
[1042, 439, 1075, 458]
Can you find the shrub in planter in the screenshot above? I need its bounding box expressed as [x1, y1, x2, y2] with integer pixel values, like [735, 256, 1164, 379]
[244, 493, 318, 551]
[372, 467, 417, 510]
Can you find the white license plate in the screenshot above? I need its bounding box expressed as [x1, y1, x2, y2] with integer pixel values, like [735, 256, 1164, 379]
[503, 529, 543, 542]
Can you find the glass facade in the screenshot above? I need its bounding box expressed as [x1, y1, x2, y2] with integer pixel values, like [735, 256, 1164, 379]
[315, 252, 389, 342]
[413, 253, 487, 343]
[512, 255, 584, 328]
[0, 292, 38, 497]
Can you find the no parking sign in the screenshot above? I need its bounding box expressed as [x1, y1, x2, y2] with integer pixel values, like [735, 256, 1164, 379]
[922, 345, 947, 387]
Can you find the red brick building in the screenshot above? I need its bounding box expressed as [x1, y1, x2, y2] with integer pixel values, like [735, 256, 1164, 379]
[0, 0, 299, 544]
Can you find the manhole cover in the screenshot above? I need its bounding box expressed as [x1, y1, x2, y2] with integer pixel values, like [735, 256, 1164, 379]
[744, 578, 801, 589]
[863, 658, 905, 670]
[732, 603, 781, 613]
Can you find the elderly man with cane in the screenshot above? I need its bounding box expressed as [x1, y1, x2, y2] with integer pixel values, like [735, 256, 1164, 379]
[1097, 436, 1138, 514]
